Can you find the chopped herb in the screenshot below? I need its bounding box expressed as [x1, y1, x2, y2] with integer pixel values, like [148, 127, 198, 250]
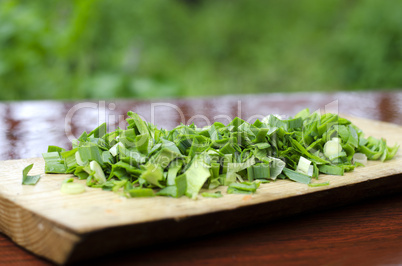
[42, 109, 399, 198]
[227, 181, 260, 194]
[296, 156, 312, 176]
[128, 188, 155, 197]
[308, 182, 330, 187]
[22, 164, 41, 185]
[353, 153, 367, 166]
[282, 168, 311, 184]
[60, 179, 86, 194]
[318, 165, 344, 176]
[201, 191, 223, 198]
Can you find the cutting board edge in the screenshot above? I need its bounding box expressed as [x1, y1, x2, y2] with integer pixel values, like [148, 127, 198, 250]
[0, 193, 82, 265]
[64, 171, 402, 264]
[1, 161, 402, 264]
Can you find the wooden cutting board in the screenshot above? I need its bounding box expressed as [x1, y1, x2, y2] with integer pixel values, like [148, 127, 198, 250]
[0, 116, 401, 264]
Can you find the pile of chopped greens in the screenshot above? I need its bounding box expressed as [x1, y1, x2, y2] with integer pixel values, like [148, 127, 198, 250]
[40, 109, 399, 198]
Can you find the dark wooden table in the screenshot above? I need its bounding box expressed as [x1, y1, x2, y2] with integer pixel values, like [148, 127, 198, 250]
[1, 91, 402, 265]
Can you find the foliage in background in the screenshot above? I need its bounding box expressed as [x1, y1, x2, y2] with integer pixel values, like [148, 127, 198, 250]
[0, 0, 401, 101]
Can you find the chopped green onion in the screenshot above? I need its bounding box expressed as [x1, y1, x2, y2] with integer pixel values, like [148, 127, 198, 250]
[201, 191, 223, 198]
[307, 165, 314, 177]
[109, 142, 124, 157]
[41, 108, 399, 199]
[296, 156, 311, 175]
[282, 168, 311, 184]
[324, 140, 342, 159]
[22, 164, 41, 185]
[75, 152, 85, 166]
[352, 153, 367, 166]
[227, 181, 260, 194]
[318, 165, 344, 176]
[89, 161, 106, 184]
[308, 181, 330, 187]
[42, 152, 66, 173]
[61, 182, 86, 194]
[128, 188, 155, 197]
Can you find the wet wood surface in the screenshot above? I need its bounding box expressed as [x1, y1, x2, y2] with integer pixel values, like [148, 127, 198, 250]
[0, 91, 401, 265]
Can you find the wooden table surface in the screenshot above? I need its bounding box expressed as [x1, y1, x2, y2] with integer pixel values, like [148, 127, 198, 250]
[1, 91, 402, 265]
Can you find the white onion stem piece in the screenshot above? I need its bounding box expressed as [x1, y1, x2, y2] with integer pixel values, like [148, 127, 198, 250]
[75, 152, 85, 166]
[307, 165, 314, 177]
[353, 153, 367, 166]
[90, 161, 106, 184]
[296, 156, 311, 175]
[324, 140, 342, 159]
[109, 142, 124, 157]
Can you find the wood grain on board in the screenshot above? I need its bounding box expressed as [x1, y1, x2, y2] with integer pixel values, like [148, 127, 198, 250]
[0, 116, 401, 264]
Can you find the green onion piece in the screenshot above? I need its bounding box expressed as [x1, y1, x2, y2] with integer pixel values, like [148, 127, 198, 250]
[63, 178, 75, 183]
[101, 181, 115, 191]
[140, 164, 164, 188]
[61, 182, 86, 194]
[343, 164, 355, 172]
[352, 153, 367, 166]
[167, 160, 183, 186]
[201, 191, 223, 198]
[227, 181, 260, 194]
[385, 144, 399, 160]
[42, 152, 67, 174]
[183, 156, 211, 199]
[128, 188, 155, 197]
[282, 168, 311, 184]
[112, 180, 127, 192]
[78, 145, 103, 166]
[308, 181, 330, 187]
[22, 164, 41, 185]
[296, 156, 311, 175]
[318, 165, 344, 176]
[324, 140, 343, 159]
[89, 161, 107, 184]
[47, 146, 65, 153]
[109, 142, 124, 157]
[75, 152, 85, 166]
[156, 186, 178, 197]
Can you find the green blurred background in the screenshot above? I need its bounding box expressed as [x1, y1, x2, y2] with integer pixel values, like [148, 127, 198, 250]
[1, 0, 401, 101]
